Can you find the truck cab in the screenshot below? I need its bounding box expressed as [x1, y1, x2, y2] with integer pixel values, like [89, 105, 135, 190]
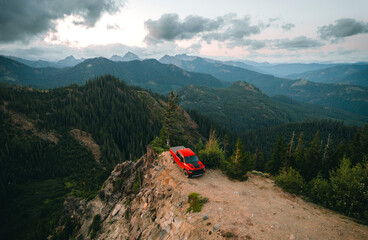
[169, 146, 206, 177]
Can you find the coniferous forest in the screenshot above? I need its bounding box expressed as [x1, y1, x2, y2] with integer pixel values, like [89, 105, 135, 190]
[1, 75, 368, 240]
[0, 75, 163, 239]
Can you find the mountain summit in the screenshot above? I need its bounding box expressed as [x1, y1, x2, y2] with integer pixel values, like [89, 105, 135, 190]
[110, 51, 140, 62]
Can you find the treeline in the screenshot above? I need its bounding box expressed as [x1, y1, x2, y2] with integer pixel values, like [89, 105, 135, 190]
[188, 109, 358, 159]
[269, 125, 368, 222]
[187, 108, 367, 222]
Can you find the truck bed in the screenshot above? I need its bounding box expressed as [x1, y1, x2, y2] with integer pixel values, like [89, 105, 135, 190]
[170, 146, 185, 154]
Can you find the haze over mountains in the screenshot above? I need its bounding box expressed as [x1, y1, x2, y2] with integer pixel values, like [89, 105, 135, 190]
[6, 55, 85, 68]
[160, 54, 368, 116]
[1, 52, 368, 118]
[287, 64, 368, 87]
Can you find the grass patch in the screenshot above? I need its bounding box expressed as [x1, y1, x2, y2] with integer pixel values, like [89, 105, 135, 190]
[186, 192, 208, 213]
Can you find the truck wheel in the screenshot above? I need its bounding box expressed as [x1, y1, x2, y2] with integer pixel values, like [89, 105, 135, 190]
[183, 170, 190, 178]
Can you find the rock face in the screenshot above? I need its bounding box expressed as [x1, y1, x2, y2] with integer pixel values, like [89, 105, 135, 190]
[58, 146, 204, 240]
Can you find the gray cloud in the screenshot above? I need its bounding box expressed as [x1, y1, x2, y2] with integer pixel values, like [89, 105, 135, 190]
[202, 15, 265, 43]
[318, 18, 368, 42]
[226, 39, 266, 50]
[144, 13, 224, 43]
[274, 36, 323, 49]
[144, 13, 266, 45]
[0, 0, 125, 43]
[281, 23, 295, 31]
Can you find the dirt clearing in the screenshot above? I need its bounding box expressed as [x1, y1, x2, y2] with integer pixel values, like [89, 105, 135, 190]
[158, 151, 368, 240]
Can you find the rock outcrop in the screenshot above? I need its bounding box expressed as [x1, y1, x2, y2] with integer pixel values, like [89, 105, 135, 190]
[57, 147, 368, 240]
[58, 146, 204, 240]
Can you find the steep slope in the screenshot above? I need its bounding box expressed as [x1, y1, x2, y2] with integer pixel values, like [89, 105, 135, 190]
[0, 56, 224, 93]
[287, 64, 368, 87]
[0, 75, 207, 240]
[0, 76, 161, 239]
[176, 82, 368, 133]
[56, 149, 368, 239]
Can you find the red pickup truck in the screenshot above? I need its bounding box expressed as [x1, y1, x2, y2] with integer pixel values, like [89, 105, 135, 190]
[170, 146, 206, 177]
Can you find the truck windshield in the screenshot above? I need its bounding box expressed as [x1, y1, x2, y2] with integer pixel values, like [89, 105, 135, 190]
[185, 155, 199, 163]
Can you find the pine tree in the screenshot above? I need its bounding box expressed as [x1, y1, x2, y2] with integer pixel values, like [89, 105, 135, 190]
[295, 133, 305, 172]
[285, 131, 295, 168]
[266, 135, 286, 175]
[303, 131, 322, 181]
[226, 138, 248, 180]
[254, 148, 265, 172]
[164, 91, 178, 147]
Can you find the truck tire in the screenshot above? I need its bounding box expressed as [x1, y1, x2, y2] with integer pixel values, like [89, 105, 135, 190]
[183, 169, 190, 178]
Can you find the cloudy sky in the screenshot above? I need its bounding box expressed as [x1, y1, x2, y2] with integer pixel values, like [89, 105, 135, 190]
[0, 0, 367, 63]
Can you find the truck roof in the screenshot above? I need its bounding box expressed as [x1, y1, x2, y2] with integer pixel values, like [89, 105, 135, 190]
[178, 148, 195, 157]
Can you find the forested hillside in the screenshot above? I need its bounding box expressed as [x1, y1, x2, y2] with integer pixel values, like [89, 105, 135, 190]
[0, 56, 224, 93]
[160, 56, 368, 116]
[287, 64, 368, 87]
[0, 76, 167, 239]
[177, 82, 368, 133]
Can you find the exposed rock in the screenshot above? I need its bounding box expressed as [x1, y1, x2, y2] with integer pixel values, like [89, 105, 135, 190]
[202, 214, 209, 221]
[55, 146, 204, 240]
[290, 233, 296, 240]
[70, 129, 101, 162]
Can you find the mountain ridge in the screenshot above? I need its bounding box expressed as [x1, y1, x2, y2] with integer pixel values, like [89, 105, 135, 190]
[0, 56, 225, 93]
[176, 82, 368, 133]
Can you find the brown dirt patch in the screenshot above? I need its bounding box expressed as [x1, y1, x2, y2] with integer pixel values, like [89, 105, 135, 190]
[70, 129, 101, 162]
[157, 151, 368, 240]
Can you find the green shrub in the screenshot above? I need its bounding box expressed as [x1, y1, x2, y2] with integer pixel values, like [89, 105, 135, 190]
[198, 131, 225, 169]
[187, 193, 208, 213]
[329, 157, 368, 221]
[275, 167, 305, 194]
[88, 214, 101, 239]
[150, 136, 168, 154]
[308, 175, 331, 207]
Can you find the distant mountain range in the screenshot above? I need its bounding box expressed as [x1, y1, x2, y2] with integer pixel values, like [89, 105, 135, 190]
[253, 63, 338, 77]
[176, 82, 368, 133]
[286, 64, 368, 87]
[109, 51, 141, 62]
[1, 54, 368, 117]
[162, 54, 339, 77]
[6, 55, 85, 68]
[0, 56, 224, 93]
[159, 54, 368, 116]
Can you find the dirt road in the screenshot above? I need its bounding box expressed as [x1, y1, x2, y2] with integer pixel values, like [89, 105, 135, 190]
[157, 151, 368, 240]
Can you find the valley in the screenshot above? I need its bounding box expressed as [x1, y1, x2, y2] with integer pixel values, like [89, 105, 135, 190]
[1, 55, 367, 240]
